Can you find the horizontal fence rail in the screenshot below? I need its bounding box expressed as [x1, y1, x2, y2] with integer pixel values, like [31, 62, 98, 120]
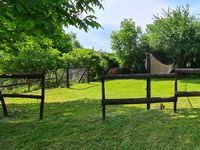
[0, 82, 28, 88]
[3, 94, 42, 99]
[103, 73, 177, 79]
[176, 91, 200, 97]
[103, 97, 176, 105]
[0, 73, 43, 79]
[175, 68, 200, 74]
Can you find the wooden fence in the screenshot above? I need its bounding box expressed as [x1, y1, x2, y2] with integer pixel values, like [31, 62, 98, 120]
[0, 72, 45, 119]
[0, 67, 90, 92]
[101, 52, 200, 120]
[101, 73, 178, 120]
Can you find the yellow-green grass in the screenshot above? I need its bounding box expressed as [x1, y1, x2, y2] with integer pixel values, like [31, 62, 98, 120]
[1, 79, 200, 149]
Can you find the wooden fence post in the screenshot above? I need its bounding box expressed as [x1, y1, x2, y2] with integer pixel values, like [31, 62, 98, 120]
[0, 91, 8, 116]
[174, 77, 177, 113]
[66, 68, 70, 88]
[146, 50, 151, 110]
[55, 69, 58, 87]
[40, 71, 45, 119]
[87, 67, 90, 84]
[101, 71, 106, 120]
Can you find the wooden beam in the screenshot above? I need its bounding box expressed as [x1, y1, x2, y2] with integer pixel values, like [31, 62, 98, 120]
[0, 73, 43, 79]
[101, 71, 106, 120]
[78, 68, 87, 83]
[175, 68, 200, 74]
[40, 71, 45, 119]
[57, 70, 66, 85]
[174, 77, 178, 113]
[0, 91, 8, 116]
[0, 82, 28, 88]
[103, 73, 177, 79]
[66, 68, 70, 88]
[103, 97, 176, 105]
[146, 51, 151, 110]
[176, 91, 200, 97]
[3, 94, 42, 99]
[87, 67, 90, 83]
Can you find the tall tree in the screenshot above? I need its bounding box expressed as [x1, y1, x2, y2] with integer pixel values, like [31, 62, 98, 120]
[69, 32, 83, 48]
[147, 5, 200, 67]
[110, 19, 143, 72]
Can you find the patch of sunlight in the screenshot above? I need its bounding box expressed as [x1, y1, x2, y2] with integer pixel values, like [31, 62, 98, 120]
[188, 115, 198, 118]
[63, 112, 73, 116]
[172, 114, 198, 119]
[4, 120, 33, 123]
[185, 139, 193, 144]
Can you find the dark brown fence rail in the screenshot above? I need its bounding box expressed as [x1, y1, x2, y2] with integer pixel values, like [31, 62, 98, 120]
[175, 68, 200, 74]
[103, 97, 176, 105]
[175, 91, 200, 97]
[103, 73, 177, 79]
[0, 73, 43, 79]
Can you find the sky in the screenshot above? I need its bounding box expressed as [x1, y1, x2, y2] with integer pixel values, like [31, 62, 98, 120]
[64, 0, 200, 52]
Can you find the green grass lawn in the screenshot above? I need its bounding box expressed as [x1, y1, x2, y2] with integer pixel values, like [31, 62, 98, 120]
[1, 79, 200, 149]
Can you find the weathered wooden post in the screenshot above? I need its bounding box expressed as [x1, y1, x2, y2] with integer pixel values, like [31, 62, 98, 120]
[146, 50, 151, 110]
[174, 77, 177, 113]
[40, 71, 45, 119]
[55, 69, 58, 87]
[0, 91, 8, 116]
[87, 67, 90, 84]
[101, 71, 106, 120]
[66, 68, 70, 88]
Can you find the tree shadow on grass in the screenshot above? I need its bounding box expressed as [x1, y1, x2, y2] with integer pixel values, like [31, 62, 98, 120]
[1, 99, 200, 149]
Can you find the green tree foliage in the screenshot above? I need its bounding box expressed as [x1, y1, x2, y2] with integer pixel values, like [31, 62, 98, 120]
[0, 36, 61, 73]
[69, 32, 83, 48]
[0, 0, 103, 49]
[110, 19, 144, 73]
[73, 40, 83, 49]
[51, 32, 72, 54]
[100, 53, 119, 68]
[147, 5, 200, 67]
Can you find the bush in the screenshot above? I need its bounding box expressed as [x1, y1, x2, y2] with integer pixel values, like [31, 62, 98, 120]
[62, 48, 113, 80]
[0, 36, 62, 73]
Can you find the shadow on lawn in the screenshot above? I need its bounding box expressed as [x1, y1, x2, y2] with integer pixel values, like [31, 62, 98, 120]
[1, 99, 200, 149]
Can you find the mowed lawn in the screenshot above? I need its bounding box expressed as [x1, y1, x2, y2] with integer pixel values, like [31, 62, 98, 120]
[1, 79, 200, 149]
